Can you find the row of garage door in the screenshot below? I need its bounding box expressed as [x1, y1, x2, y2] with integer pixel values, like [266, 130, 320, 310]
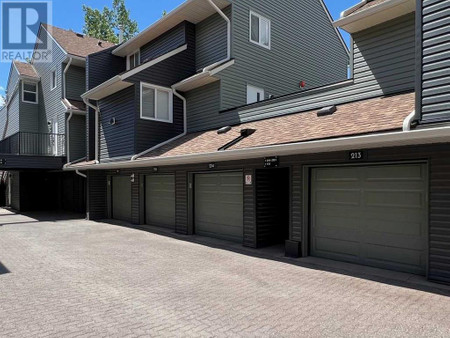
[110, 163, 428, 275]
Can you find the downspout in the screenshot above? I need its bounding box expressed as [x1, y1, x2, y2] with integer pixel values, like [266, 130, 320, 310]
[202, 0, 231, 72]
[131, 88, 187, 160]
[63, 58, 73, 163]
[403, 110, 416, 132]
[129, 0, 230, 161]
[83, 98, 100, 163]
[76, 170, 87, 179]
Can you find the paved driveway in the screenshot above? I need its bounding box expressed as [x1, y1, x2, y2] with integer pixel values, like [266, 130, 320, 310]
[1, 208, 450, 337]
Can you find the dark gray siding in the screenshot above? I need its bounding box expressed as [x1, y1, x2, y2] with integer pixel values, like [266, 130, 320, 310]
[420, 0, 450, 123]
[189, 14, 416, 132]
[69, 114, 86, 161]
[19, 82, 39, 133]
[175, 171, 189, 235]
[140, 22, 187, 62]
[217, 0, 348, 111]
[4, 87, 20, 138]
[195, 6, 230, 70]
[10, 171, 20, 210]
[87, 170, 107, 220]
[86, 47, 126, 161]
[99, 86, 135, 161]
[65, 65, 86, 100]
[185, 82, 221, 132]
[243, 168, 256, 248]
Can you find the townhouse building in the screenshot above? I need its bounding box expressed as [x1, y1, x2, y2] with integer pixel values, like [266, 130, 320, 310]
[0, 24, 114, 211]
[69, 0, 450, 284]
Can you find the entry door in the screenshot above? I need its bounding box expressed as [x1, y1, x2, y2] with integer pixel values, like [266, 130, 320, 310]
[145, 175, 176, 229]
[112, 176, 132, 222]
[310, 164, 427, 275]
[195, 172, 244, 243]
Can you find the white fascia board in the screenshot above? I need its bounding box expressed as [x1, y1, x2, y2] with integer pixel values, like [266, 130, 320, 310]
[65, 127, 450, 171]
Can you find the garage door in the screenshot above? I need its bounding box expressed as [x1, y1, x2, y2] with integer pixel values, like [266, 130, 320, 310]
[145, 175, 175, 229]
[195, 172, 243, 243]
[112, 176, 132, 222]
[311, 164, 427, 275]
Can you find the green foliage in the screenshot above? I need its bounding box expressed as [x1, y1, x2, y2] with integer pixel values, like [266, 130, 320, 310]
[82, 0, 138, 44]
[162, 10, 167, 17]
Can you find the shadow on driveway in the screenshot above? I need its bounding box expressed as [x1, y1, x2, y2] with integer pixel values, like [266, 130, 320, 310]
[0, 261, 10, 275]
[101, 218, 450, 298]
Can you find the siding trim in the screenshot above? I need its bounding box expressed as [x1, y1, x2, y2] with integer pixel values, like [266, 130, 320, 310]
[415, 0, 423, 120]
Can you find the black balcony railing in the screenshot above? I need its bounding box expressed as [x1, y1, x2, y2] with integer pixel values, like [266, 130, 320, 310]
[0, 132, 65, 156]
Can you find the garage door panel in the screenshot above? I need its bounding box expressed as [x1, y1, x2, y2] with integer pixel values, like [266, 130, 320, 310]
[311, 164, 427, 275]
[195, 172, 243, 243]
[365, 189, 425, 209]
[145, 175, 175, 229]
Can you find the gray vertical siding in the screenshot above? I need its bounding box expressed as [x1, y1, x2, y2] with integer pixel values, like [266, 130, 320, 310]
[10, 171, 20, 210]
[69, 114, 86, 161]
[175, 170, 188, 235]
[243, 168, 256, 248]
[185, 81, 221, 132]
[420, 0, 450, 123]
[195, 6, 230, 70]
[65, 65, 86, 100]
[87, 170, 107, 220]
[187, 14, 416, 132]
[217, 0, 348, 111]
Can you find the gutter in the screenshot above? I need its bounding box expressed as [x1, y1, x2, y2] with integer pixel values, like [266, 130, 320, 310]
[130, 0, 231, 161]
[333, 0, 411, 28]
[65, 126, 450, 170]
[340, 0, 367, 18]
[403, 110, 416, 131]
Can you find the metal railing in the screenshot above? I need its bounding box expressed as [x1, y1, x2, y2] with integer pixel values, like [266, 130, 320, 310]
[0, 132, 66, 156]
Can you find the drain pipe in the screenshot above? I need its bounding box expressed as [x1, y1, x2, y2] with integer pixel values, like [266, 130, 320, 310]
[83, 98, 100, 163]
[75, 170, 87, 179]
[131, 88, 187, 160]
[203, 0, 231, 72]
[403, 110, 416, 132]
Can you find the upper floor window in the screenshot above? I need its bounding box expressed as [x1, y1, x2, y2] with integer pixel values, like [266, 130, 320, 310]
[140, 82, 173, 123]
[247, 84, 264, 104]
[22, 82, 38, 104]
[127, 50, 140, 70]
[51, 70, 57, 90]
[250, 11, 271, 49]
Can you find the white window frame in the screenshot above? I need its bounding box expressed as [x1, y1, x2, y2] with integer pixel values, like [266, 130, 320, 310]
[249, 10, 271, 50]
[22, 82, 38, 104]
[140, 82, 173, 123]
[50, 69, 57, 90]
[127, 49, 140, 70]
[247, 84, 265, 104]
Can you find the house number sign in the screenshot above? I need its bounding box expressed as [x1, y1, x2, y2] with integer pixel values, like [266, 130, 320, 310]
[349, 150, 365, 161]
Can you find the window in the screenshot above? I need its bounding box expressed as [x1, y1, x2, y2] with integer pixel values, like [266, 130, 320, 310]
[250, 11, 271, 49]
[247, 85, 264, 104]
[127, 50, 140, 70]
[140, 83, 173, 123]
[22, 82, 38, 104]
[51, 70, 57, 90]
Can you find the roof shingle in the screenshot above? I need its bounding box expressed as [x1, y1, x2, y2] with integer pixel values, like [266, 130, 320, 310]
[42, 24, 116, 58]
[13, 60, 39, 79]
[141, 92, 415, 159]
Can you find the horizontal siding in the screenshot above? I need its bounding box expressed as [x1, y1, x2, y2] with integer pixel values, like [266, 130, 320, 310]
[421, 0, 450, 122]
[4, 88, 20, 138]
[189, 14, 416, 132]
[195, 6, 230, 70]
[140, 22, 187, 62]
[65, 65, 86, 100]
[99, 86, 135, 161]
[175, 171, 188, 235]
[87, 170, 107, 220]
[218, 0, 348, 112]
[10, 171, 20, 210]
[186, 81, 221, 132]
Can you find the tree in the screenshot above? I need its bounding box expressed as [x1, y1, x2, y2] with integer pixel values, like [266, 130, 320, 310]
[83, 0, 138, 44]
[162, 10, 167, 17]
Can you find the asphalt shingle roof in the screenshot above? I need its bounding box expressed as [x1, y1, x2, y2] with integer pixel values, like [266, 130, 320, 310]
[13, 60, 39, 78]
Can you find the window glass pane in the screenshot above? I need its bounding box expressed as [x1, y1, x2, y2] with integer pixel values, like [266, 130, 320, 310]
[135, 51, 140, 66]
[52, 71, 56, 88]
[157, 90, 170, 121]
[142, 87, 155, 118]
[250, 14, 259, 42]
[24, 83, 36, 92]
[260, 18, 270, 46]
[24, 92, 36, 102]
[129, 54, 135, 69]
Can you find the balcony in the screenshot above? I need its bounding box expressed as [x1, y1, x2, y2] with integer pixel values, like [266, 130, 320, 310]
[0, 132, 66, 157]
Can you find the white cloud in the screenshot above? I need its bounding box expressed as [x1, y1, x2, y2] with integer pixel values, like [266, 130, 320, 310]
[0, 95, 5, 108]
[0, 86, 5, 93]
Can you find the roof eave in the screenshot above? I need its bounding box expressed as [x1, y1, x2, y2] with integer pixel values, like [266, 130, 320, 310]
[65, 126, 450, 171]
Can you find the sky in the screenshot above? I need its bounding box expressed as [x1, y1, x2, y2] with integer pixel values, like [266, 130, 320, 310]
[0, 0, 358, 99]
